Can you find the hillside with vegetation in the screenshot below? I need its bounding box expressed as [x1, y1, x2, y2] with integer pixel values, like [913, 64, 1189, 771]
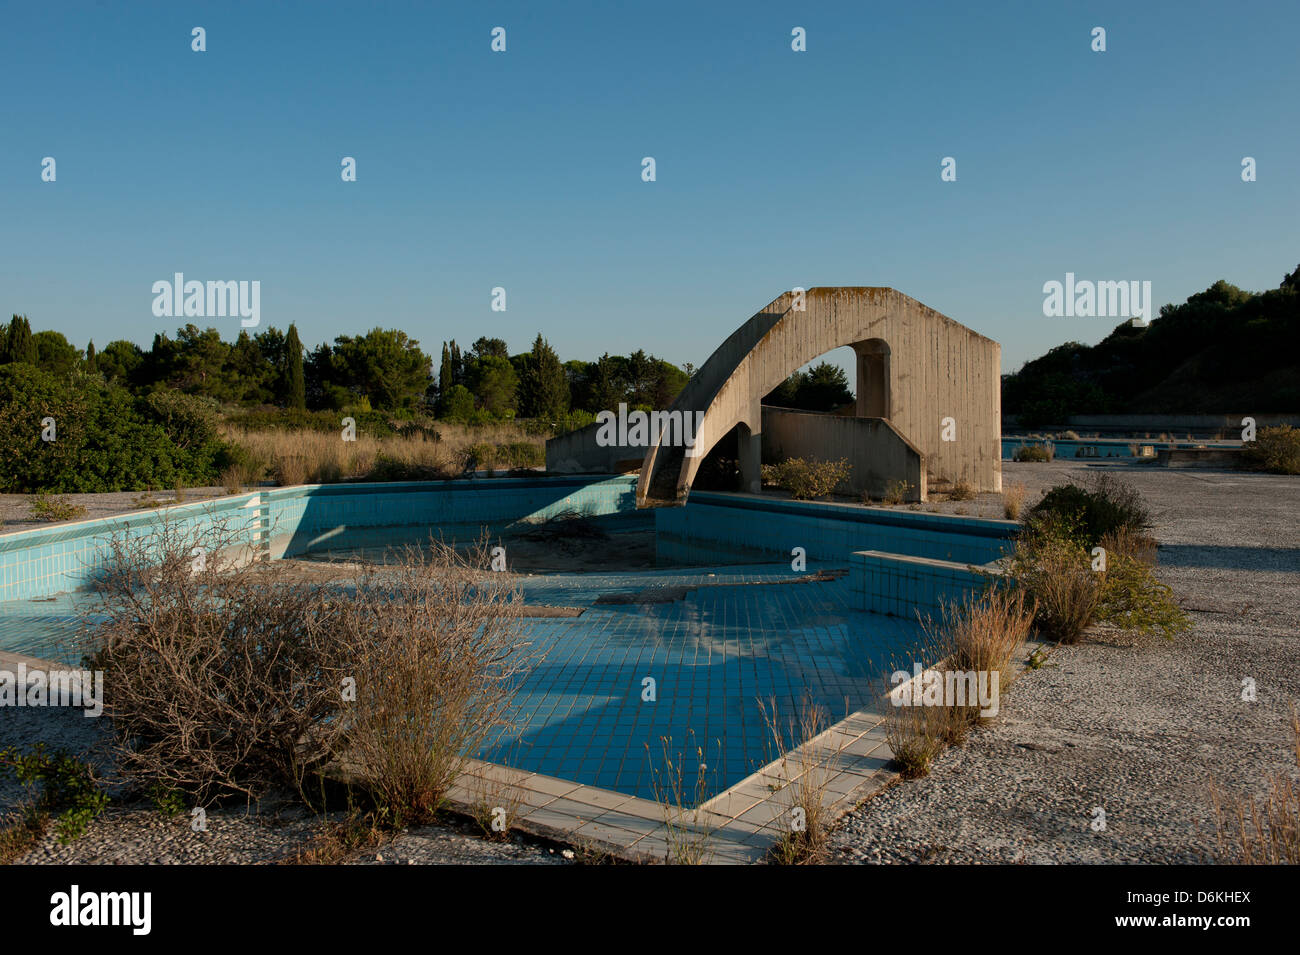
[1002, 265, 1300, 425]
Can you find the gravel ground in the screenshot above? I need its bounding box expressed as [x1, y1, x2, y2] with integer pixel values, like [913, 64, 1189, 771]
[0, 487, 234, 534]
[0, 701, 567, 865]
[829, 460, 1300, 864]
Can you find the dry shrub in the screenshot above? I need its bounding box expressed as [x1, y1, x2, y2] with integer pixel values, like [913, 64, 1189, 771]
[1211, 707, 1300, 864]
[884, 701, 952, 779]
[758, 694, 843, 864]
[945, 588, 1036, 701]
[85, 519, 358, 804]
[1002, 481, 1026, 520]
[274, 453, 309, 487]
[884, 589, 1035, 774]
[1099, 525, 1157, 566]
[948, 479, 975, 501]
[83, 521, 534, 820]
[1012, 443, 1053, 462]
[1007, 520, 1101, 643]
[341, 541, 533, 826]
[223, 422, 543, 486]
[1242, 424, 1300, 474]
[220, 459, 261, 494]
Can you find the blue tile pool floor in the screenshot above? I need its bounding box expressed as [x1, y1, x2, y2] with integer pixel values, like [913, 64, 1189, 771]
[492, 562, 921, 801]
[0, 561, 925, 803]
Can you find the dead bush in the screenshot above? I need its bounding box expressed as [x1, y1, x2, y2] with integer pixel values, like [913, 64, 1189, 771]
[84, 519, 357, 804]
[339, 540, 533, 826]
[83, 522, 535, 821]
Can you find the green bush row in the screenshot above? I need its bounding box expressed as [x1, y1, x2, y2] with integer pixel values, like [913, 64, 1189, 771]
[0, 365, 235, 492]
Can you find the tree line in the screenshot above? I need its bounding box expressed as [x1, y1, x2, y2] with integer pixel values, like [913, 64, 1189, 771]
[0, 319, 699, 425]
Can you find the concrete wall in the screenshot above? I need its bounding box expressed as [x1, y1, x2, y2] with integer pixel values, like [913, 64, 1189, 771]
[639, 287, 1002, 505]
[761, 407, 926, 502]
[545, 423, 643, 474]
[1155, 448, 1245, 469]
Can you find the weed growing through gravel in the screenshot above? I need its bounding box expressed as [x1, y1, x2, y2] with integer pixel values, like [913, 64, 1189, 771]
[1210, 706, 1300, 864]
[469, 774, 525, 842]
[0, 744, 109, 845]
[28, 493, 87, 522]
[1003, 481, 1026, 520]
[881, 479, 913, 506]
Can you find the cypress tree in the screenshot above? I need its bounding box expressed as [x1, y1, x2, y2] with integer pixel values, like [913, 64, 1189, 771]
[521, 333, 569, 419]
[3, 315, 36, 364]
[439, 342, 452, 397]
[285, 323, 306, 410]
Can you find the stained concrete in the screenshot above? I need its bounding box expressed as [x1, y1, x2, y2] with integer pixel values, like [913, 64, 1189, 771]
[544, 288, 1002, 505]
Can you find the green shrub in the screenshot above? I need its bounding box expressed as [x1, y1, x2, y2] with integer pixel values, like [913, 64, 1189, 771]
[1012, 442, 1054, 462]
[0, 744, 109, 844]
[0, 364, 235, 492]
[1096, 552, 1191, 640]
[761, 457, 851, 500]
[552, 409, 596, 435]
[1027, 473, 1150, 546]
[1242, 425, 1300, 474]
[437, 385, 477, 423]
[29, 494, 87, 522]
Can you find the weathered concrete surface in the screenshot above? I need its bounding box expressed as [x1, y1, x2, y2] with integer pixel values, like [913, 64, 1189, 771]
[761, 407, 926, 501]
[638, 288, 1001, 505]
[545, 425, 642, 474]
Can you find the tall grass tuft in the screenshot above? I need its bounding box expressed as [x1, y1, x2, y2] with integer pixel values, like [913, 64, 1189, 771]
[1211, 707, 1300, 864]
[646, 734, 717, 864]
[759, 694, 844, 864]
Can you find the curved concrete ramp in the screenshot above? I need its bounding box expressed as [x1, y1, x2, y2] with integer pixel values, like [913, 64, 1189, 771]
[636, 288, 1001, 507]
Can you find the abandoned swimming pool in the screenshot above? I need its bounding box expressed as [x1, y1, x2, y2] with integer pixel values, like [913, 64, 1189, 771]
[0, 475, 1017, 802]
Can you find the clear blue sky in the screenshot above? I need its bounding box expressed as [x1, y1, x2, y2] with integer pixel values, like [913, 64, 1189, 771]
[2, 0, 1296, 376]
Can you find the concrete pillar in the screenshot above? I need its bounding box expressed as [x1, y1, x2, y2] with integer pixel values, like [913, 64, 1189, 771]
[738, 421, 762, 494]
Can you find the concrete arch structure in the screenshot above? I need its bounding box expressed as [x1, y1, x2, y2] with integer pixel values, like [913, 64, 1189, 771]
[636, 287, 1002, 506]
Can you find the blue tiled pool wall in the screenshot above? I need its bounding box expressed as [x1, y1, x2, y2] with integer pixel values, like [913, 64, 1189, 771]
[266, 475, 639, 559]
[476, 564, 925, 801]
[0, 495, 265, 602]
[0, 475, 639, 602]
[850, 551, 997, 619]
[657, 493, 1016, 567]
[658, 494, 1015, 619]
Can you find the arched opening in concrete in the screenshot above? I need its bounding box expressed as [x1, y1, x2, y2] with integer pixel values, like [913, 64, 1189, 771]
[854, 338, 891, 419]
